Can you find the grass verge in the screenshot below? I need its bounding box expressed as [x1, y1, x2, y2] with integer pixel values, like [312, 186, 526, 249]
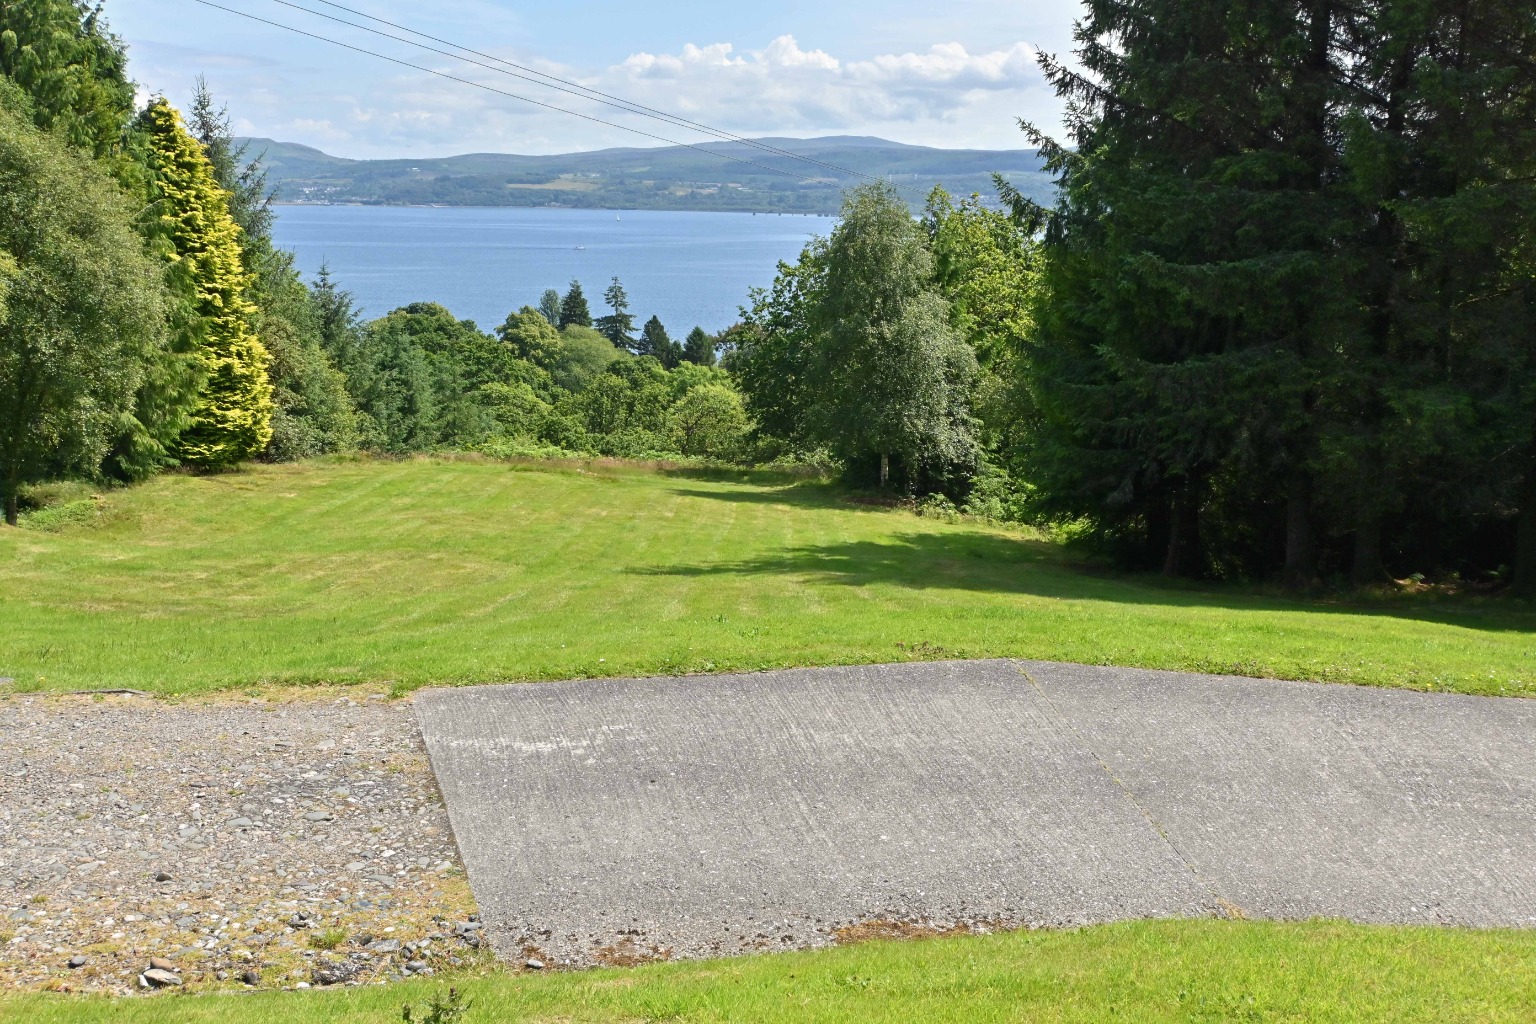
[5, 919, 1534, 1022]
[1, 457, 1531, 697]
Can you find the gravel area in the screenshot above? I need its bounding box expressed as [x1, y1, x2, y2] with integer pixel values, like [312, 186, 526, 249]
[0, 691, 487, 995]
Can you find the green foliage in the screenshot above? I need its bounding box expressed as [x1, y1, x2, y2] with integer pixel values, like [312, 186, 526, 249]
[183, 81, 356, 462]
[731, 245, 826, 447]
[307, 928, 346, 951]
[567, 356, 671, 441]
[552, 324, 624, 392]
[595, 275, 635, 348]
[0, 0, 134, 161]
[256, 257, 358, 461]
[924, 188, 1036, 369]
[187, 78, 272, 244]
[1014, 0, 1536, 585]
[683, 326, 717, 366]
[138, 98, 273, 468]
[557, 278, 591, 328]
[736, 183, 980, 493]
[639, 314, 682, 368]
[348, 315, 438, 453]
[536, 288, 561, 326]
[400, 987, 470, 1024]
[667, 382, 749, 459]
[497, 305, 563, 367]
[0, 97, 168, 524]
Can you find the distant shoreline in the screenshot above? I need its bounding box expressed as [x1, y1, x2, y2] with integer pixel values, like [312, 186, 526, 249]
[270, 201, 836, 216]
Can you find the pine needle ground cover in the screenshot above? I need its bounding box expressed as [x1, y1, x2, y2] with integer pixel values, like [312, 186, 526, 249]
[0, 457, 1530, 697]
[7, 920, 1535, 1023]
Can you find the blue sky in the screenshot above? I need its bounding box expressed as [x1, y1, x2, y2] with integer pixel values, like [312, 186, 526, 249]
[107, 0, 1081, 157]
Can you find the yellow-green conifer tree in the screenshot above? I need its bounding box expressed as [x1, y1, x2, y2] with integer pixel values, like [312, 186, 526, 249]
[138, 97, 272, 466]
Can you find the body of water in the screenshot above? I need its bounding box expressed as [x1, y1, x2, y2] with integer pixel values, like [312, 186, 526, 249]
[270, 205, 834, 334]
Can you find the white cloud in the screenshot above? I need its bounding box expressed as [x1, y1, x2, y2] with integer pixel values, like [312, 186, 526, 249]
[605, 36, 1042, 131]
[222, 35, 1051, 157]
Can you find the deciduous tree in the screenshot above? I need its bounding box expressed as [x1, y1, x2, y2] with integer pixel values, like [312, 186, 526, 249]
[0, 97, 168, 524]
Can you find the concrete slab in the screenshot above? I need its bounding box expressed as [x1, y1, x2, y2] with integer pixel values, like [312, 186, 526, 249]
[417, 659, 1536, 966]
[1023, 661, 1536, 927]
[415, 660, 1214, 964]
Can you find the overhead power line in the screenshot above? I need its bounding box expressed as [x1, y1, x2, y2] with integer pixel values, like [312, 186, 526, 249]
[185, 0, 933, 202]
[283, 0, 904, 188]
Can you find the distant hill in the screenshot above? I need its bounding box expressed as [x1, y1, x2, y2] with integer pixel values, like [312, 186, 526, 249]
[236, 135, 1054, 214]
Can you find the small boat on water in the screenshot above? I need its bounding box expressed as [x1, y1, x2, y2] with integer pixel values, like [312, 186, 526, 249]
[574, 245, 586, 251]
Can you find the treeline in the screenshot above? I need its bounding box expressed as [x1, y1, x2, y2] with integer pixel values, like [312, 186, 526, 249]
[1018, 0, 1536, 589]
[0, 1, 750, 526]
[318, 282, 746, 462]
[8, 0, 1536, 595]
[733, 1, 1536, 592]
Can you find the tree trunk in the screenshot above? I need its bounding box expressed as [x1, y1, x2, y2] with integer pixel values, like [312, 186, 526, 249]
[879, 453, 889, 490]
[1515, 451, 1536, 598]
[1283, 470, 1316, 586]
[2, 467, 15, 527]
[1162, 492, 1197, 578]
[1351, 510, 1384, 585]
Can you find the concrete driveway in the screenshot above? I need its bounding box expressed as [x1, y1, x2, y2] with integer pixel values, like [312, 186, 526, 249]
[414, 660, 1536, 965]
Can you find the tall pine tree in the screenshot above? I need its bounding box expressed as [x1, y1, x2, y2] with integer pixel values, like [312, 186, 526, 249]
[558, 279, 591, 328]
[595, 276, 636, 348]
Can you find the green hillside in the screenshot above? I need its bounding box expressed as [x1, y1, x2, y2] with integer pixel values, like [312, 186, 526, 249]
[238, 135, 1053, 213]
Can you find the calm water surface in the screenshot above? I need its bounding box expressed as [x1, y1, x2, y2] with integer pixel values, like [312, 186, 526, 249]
[270, 205, 834, 334]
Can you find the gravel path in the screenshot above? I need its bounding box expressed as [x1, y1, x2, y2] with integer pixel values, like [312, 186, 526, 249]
[0, 692, 486, 995]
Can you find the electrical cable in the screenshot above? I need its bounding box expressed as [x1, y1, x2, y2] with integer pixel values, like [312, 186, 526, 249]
[186, 0, 931, 201]
[279, 0, 908, 188]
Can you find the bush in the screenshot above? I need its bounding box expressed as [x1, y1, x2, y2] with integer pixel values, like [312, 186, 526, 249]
[960, 463, 1032, 523]
[916, 493, 961, 523]
[667, 383, 750, 459]
[598, 427, 676, 460]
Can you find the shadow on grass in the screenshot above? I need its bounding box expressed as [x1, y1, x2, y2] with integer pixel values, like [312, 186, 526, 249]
[667, 482, 857, 511]
[631, 521, 1534, 636]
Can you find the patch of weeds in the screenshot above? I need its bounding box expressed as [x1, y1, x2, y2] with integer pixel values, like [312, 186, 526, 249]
[20, 497, 105, 533]
[1176, 989, 1266, 1022]
[895, 640, 949, 659]
[401, 987, 472, 1024]
[915, 494, 961, 523]
[308, 928, 347, 951]
[832, 917, 973, 945]
[593, 936, 672, 967]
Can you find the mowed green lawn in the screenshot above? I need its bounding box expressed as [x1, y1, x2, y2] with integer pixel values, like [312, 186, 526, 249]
[7, 921, 1535, 1023]
[1, 456, 1531, 696]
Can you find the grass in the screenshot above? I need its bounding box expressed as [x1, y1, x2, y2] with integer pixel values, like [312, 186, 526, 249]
[6, 920, 1535, 1022]
[1, 455, 1532, 697]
